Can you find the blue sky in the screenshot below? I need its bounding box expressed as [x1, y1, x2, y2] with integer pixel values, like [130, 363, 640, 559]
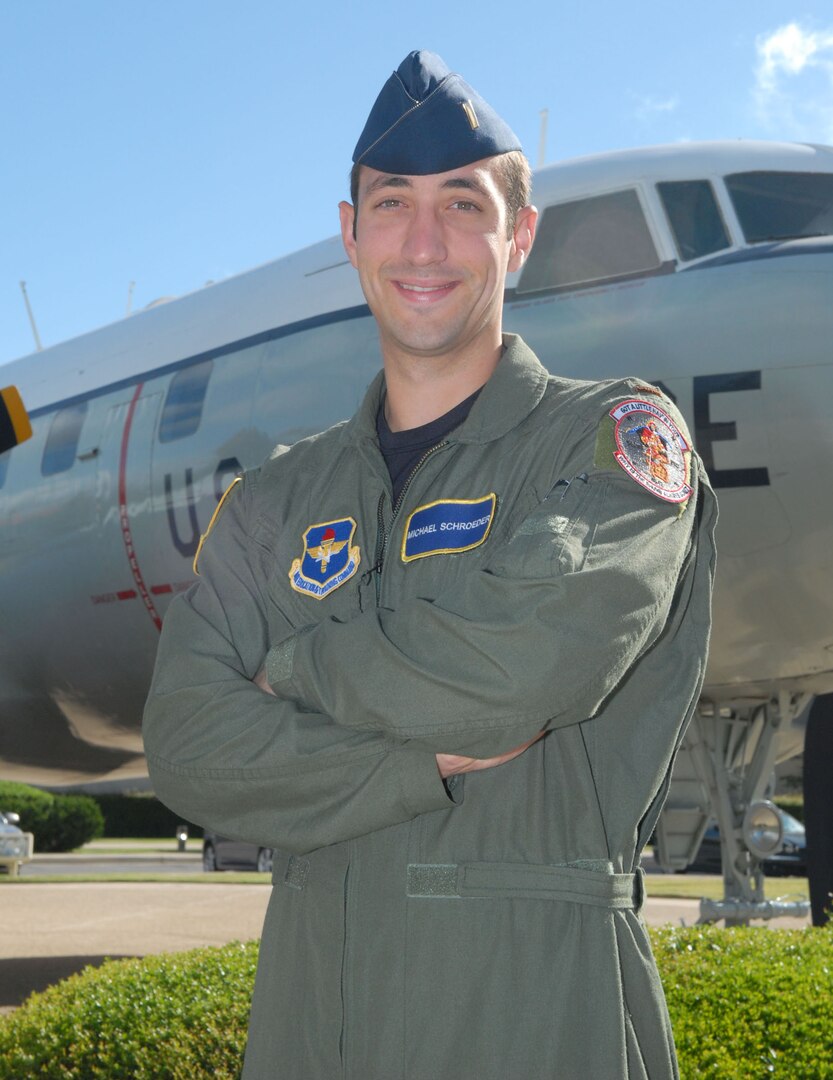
[2, 1, 833, 365]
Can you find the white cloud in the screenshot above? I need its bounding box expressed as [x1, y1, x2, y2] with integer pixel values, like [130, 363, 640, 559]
[754, 22, 833, 141]
[631, 93, 679, 124]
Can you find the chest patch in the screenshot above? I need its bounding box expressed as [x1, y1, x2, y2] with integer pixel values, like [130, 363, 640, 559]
[609, 400, 692, 504]
[289, 517, 361, 599]
[401, 494, 496, 563]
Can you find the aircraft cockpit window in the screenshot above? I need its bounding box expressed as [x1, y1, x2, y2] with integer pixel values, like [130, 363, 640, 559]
[41, 402, 88, 477]
[657, 180, 731, 261]
[725, 171, 833, 243]
[515, 189, 661, 294]
[159, 360, 213, 443]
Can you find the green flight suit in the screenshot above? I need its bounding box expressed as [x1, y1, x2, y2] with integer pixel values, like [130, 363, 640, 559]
[143, 334, 717, 1079]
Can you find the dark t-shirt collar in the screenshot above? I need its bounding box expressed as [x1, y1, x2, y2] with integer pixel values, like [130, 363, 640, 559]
[376, 387, 482, 503]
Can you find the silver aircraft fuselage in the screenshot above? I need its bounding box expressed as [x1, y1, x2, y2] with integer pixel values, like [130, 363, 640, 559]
[1, 140, 832, 788]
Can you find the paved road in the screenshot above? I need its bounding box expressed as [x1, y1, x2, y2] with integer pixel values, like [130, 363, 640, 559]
[1, 881, 272, 1012]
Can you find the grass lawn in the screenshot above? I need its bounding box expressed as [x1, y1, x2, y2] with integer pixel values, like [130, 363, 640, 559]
[644, 872, 810, 901]
[0, 872, 269, 885]
[80, 838, 204, 855]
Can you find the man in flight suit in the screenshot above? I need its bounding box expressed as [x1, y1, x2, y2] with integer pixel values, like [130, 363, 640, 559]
[144, 50, 717, 1079]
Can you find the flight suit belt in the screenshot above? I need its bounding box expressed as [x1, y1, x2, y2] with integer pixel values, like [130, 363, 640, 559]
[406, 861, 645, 913]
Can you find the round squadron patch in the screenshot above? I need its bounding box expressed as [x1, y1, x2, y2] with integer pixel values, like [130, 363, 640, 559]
[609, 399, 692, 504]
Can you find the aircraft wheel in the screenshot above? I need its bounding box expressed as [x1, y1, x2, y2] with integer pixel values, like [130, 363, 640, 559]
[202, 842, 218, 872]
[256, 848, 274, 874]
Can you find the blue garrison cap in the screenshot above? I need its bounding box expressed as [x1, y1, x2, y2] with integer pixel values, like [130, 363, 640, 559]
[352, 50, 522, 175]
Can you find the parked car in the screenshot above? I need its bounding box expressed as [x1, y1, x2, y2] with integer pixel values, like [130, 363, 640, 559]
[761, 809, 808, 876]
[202, 830, 274, 873]
[0, 810, 34, 876]
[686, 809, 807, 876]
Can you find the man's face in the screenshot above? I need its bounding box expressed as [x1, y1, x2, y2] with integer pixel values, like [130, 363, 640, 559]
[339, 159, 535, 366]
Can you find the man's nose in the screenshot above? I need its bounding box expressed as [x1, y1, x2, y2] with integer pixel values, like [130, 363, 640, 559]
[401, 206, 447, 265]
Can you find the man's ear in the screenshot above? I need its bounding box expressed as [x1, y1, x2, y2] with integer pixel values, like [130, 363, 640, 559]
[339, 201, 358, 268]
[508, 204, 538, 274]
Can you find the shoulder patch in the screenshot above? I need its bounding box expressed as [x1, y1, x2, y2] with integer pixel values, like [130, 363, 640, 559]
[193, 476, 242, 575]
[596, 399, 692, 505]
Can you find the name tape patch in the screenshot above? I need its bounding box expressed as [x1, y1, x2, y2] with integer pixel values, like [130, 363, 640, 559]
[289, 517, 361, 599]
[402, 495, 496, 563]
[610, 400, 692, 504]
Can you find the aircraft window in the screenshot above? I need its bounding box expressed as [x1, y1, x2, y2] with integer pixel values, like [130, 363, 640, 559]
[725, 171, 833, 243]
[516, 189, 661, 294]
[657, 181, 731, 261]
[41, 402, 88, 476]
[0, 450, 8, 488]
[159, 360, 213, 443]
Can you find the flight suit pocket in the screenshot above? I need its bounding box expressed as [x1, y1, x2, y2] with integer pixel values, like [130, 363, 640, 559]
[489, 473, 603, 579]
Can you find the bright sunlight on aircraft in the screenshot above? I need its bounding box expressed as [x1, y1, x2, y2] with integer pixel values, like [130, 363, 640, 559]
[2, 140, 831, 920]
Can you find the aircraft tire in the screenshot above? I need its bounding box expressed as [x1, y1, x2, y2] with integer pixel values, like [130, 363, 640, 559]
[202, 841, 218, 872]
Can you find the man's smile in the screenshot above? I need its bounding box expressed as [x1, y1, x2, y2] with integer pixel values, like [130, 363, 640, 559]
[393, 280, 459, 301]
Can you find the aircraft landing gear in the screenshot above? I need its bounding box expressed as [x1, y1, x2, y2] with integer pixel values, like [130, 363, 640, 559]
[655, 691, 812, 926]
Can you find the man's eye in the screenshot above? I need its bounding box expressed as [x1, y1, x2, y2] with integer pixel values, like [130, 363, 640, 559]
[451, 200, 479, 212]
[378, 198, 403, 208]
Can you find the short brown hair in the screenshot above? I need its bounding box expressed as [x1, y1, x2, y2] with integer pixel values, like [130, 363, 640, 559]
[348, 150, 531, 239]
[490, 151, 532, 235]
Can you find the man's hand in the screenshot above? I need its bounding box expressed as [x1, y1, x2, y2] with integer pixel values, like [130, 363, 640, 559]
[253, 667, 276, 696]
[436, 731, 545, 779]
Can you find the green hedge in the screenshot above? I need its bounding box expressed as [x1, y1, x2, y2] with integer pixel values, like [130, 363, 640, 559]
[0, 928, 830, 1078]
[0, 943, 257, 1079]
[656, 924, 831, 1078]
[93, 793, 202, 839]
[774, 794, 804, 824]
[0, 783, 200, 844]
[0, 782, 103, 852]
[42, 796, 104, 853]
[0, 782, 52, 838]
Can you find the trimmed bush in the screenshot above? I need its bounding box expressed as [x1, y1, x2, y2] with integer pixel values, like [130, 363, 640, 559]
[774, 794, 804, 824]
[0, 782, 103, 852]
[0, 783, 201, 842]
[0, 781, 54, 839]
[44, 796, 104, 853]
[0, 942, 257, 1079]
[94, 793, 202, 839]
[656, 924, 833, 1078]
[0, 929, 830, 1078]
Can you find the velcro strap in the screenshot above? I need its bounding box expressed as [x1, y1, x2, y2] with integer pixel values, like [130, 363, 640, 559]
[407, 862, 645, 913]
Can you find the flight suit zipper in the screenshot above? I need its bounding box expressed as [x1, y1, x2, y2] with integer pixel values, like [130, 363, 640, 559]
[371, 440, 449, 604]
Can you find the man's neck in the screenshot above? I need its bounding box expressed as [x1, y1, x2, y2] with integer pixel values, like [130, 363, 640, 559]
[382, 339, 503, 432]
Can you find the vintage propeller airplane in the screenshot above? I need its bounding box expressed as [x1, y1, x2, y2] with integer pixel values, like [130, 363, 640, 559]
[2, 139, 831, 921]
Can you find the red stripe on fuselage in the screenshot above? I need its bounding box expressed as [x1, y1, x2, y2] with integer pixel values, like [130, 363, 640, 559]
[118, 383, 163, 632]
